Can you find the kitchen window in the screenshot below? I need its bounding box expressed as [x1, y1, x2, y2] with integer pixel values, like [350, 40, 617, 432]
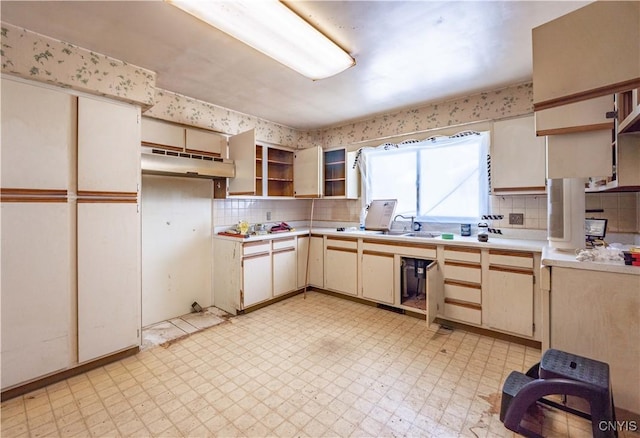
[358, 131, 490, 223]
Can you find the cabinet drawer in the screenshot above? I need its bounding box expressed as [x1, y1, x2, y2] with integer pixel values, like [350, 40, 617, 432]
[362, 240, 397, 254]
[443, 247, 481, 263]
[488, 250, 534, 269]
[326, 237, 357, 250]
[444, 261, 481, 284]
[393, 242, 436, 259]
[272, 237, 296, 251]
[243, 241, 270, 256]
[444, 302, 482, 325]
[444, 281, 481, 305]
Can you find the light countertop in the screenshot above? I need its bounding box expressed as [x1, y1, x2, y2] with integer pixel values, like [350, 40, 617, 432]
[215, 226, 547, 252]
[213, 226, 639, 275]
[541, 246, 640, 276]
[314, 228, 547, 252]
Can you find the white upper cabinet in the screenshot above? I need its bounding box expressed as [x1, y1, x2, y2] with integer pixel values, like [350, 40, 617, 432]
[141, 117, 227, 156]
[141, 117, 185, 150]
[535, 96, 614, 136]
[1, 78, 75, 191]
[228, 129, 257, 196]
[294, 146, 323, 198]
[228, 129, 320, 198]
[546, 130, 613, 179]
[185, 127, 226, 157]
[491, 115, 546, 194]
[532, 1, 640, 109]
[78, 97, 140, 194]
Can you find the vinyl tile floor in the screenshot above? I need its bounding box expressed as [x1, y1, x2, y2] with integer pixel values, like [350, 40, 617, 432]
[141, 307, 232, 350]
[2, 291, 638, 438]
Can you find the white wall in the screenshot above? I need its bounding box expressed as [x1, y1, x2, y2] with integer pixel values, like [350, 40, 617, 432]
[141, 175, 213, 326]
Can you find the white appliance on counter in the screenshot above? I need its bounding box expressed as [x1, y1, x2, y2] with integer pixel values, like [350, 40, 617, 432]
[547, 178, 586, 251]
[364, 199, 397, 231]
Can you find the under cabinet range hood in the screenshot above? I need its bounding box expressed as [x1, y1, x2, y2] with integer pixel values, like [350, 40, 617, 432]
[141, 147, 235, 179]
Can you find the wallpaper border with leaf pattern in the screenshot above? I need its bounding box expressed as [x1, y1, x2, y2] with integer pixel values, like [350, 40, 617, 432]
[1, 22, 156, 107]
[1, 21, 533, 150]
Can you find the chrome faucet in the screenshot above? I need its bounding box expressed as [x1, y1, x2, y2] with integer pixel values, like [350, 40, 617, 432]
[393, 214, 415, 231]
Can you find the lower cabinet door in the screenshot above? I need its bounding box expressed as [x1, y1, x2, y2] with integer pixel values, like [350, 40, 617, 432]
[273, 249, 297, 296]
[297, 236, 324, 289]
[1, 202, 72, 388]
[242, 253, 272, 307]
[325, 248, 358, 296]
[487, 267, 534, 337]
[78, 202, 140, 363]
[361, 252, 394, 304]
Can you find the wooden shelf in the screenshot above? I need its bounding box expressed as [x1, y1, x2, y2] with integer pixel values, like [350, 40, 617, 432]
[324, 149, 346, 189]
[255, 145, 263, 196]
[324, 149, 353, 197]
[266, 147, 294, 197]
[617, 89, 640, 134]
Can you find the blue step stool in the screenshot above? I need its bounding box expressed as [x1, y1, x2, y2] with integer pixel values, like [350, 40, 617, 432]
[500, 349, 617, 438]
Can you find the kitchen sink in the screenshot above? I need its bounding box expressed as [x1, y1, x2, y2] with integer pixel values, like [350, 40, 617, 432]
[401, 232, 442, 238]
[382, 230, 411, 236]
[383, 230, 442, 238]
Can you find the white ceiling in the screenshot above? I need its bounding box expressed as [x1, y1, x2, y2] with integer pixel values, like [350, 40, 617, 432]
[1, 1, 590, 130]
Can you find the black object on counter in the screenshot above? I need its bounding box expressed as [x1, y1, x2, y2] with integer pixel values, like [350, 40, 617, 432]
[477, 222, 489, 242]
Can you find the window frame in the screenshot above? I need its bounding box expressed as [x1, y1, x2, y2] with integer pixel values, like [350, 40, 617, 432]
[358, 131, 490, 224]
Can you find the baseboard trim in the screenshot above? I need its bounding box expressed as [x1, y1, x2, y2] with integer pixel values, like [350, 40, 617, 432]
[434, 317, 542, 349]
[239, 288, 305, 314]
[1, 346, 139, 401]
[311, 288, 540, 348]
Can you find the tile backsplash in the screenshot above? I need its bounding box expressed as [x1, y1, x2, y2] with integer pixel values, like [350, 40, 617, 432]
[214, 192, 639, 235]
[490, 195, 548, 231]
[585, 192, 639, 233]
[212, 198, 361, 228]
[489, 192, 639, 234]
[213, 199, 311, 227]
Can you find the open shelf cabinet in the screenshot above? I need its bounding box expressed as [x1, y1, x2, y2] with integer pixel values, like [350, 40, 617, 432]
[323, 148, 358, 199]
[266, 147, 294, 197]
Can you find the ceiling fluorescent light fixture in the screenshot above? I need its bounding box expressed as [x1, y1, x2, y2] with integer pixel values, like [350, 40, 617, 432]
[168, 0, 355, 80]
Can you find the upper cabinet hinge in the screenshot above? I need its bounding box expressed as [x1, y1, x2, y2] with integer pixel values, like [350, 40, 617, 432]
[605, 110, 618, 119]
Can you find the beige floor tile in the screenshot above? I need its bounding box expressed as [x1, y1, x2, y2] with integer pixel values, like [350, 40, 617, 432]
[6, 292, 614, 438]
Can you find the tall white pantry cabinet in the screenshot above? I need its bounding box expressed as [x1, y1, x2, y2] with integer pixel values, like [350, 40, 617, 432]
[1, 77, 141, 390]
